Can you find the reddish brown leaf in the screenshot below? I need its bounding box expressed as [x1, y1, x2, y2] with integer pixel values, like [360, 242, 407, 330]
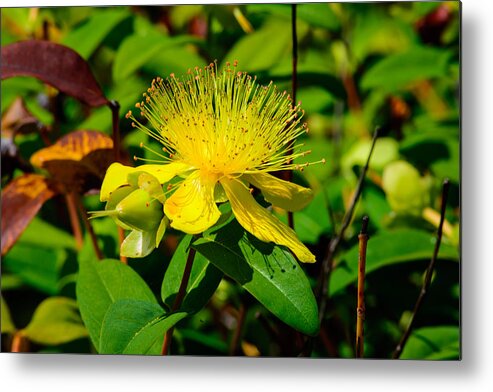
[30, 130, 114, 193]
[1, 40, 108, 107]
[1, 173, 59, 255]
[1, 97, 40, 137]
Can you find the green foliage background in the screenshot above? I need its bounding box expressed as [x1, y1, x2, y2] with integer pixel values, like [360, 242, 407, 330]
[1, 2, 460, 358]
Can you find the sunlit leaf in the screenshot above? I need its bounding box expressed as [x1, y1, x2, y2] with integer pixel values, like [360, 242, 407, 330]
[1, 173, 59, 255]
[99, 299, 186, 355]
[1, 40, 108, 107]
[23, 297, 88, 345]
[400, 326, 460, 360]
[76, 257, 157, 351]
[330, 229, 460, 295]
[192, 220, 319, 336]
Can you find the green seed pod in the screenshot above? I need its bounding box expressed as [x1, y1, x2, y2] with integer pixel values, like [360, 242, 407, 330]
[115, 188, 164, 232]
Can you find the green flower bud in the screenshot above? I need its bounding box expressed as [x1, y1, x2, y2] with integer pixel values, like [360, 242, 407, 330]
[115, 188, 164, 232]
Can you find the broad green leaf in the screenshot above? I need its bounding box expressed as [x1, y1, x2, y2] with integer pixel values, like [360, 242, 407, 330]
[192, 220, 319, 336]
[297, 3, 340, 30]
[330, 229, 459, 295]
[62, 8, 130, 59]
[2, 245, 67, 295]
[400, 133, 460, 184]
[113, 33, 200, 81]
[361, 47, 451, 92]
[400, 326, 460, 360]
[17, 217, 76, 250]
[351, 8, 416, 62]
[161, 235, 223, 313]
[247, 3, 340, 30]
[1, 216, 75, 294]
[1, 296, 16, 334]
[99, 299, 186, 355]
[76, 257, 157, 351]
[23, 297, 88, 345]
[222, 19, 291, 72]
[142, 45, 207, 79]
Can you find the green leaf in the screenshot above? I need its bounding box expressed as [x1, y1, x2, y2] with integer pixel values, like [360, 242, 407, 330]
[16, 217, 76, 250]
[297, 3, 341, 30]
[222, 19, 291, 72]
[1, 296, 16, 334]
[161, 235, 223, 313]
[330, 229, 460, 295]
[247, 3, 340, 30]
[76, 257, 157, 351]
[361, 47, 451, 92]
[192, 220, 319, 336]
[113, 33, 200, 81]
[99, 299, 186, 355]
[62, 8, 130, 59]
[2, 245, 67, 295]
[23, 297, 88, 345]
[400, 326, 460, 360]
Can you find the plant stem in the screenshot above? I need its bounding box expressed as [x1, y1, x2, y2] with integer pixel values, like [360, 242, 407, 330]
[11, 330, 29, 352]
[287, 3, 298, 230]
[355, 216, 369, 358]
[73, 193, 103, 260]
[161, 246, 197, 355]
[392, 179, 450, 359]
[108, 100, 121, 163]
[65, 192, 83, 249]
[117, 227, 128, 264]
[316, 127, 380, 322]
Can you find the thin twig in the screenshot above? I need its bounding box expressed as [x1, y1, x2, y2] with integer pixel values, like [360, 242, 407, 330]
[229, 303, 246, 355]
[355, 216, 369, 358]
[74, 194, 103, 260]
[287, 3, 298, 230]
[65, 192, 83, 249]
[392, 179, 450, 359]
[316, 127, 380, 322]
[161, 246, 197, 355]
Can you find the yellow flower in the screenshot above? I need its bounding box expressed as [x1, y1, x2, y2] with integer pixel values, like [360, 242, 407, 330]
[102, 62, 323, 263]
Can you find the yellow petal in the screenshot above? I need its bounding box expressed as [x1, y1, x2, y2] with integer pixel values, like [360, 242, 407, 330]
[164, 171, 221, 234]
[136, 162, 192, 184]
[244, 173, 314, 212]
[221, 177, 316, 263]
[100, 163, 135, 202]
[100, 161, 192, 202]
